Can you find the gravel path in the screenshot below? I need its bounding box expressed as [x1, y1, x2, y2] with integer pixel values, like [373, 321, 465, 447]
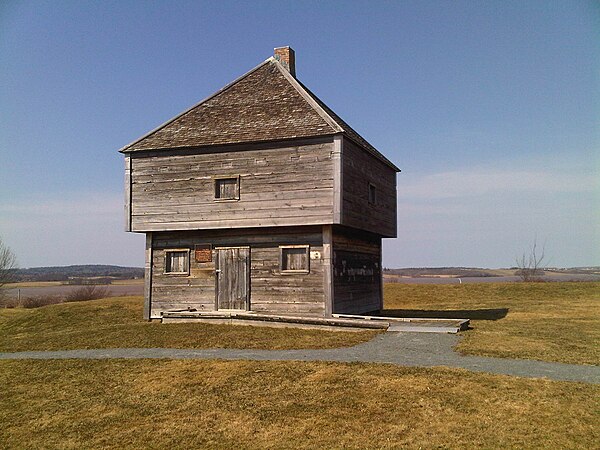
[1, 332, 598, 384]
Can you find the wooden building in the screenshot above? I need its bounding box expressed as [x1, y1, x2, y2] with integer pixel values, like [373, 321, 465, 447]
[120, 47, 399, 320]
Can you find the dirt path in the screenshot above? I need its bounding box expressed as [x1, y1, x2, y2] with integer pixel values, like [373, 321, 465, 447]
[1, 332, 598, 384]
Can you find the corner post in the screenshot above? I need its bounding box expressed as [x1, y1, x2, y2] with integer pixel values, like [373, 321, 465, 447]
[332, 134, 343, 224]
[124, 156, 132, 232]
[378, 237, 384, 313]
[323, 225, 334, 317]
[143, 232, 153, 320]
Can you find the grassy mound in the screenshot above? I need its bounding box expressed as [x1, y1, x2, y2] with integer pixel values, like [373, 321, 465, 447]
[0, 296, 377, 352]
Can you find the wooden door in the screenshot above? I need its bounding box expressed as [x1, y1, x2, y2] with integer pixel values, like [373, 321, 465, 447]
[216, 247, 250, 310]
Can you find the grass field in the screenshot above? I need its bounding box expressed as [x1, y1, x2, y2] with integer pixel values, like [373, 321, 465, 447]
[2, 281, 64, 288]
[1, 359, 598, 449]
[0, 296, 377, 352]
[1, 282, 598, 364]
[1, 283, 598, 448]
[2, 280, 143, 288]
[111, 278, 144, 285]
[384, 282, 600, 365]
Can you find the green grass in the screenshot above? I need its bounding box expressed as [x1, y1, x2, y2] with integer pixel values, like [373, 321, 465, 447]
[384, 282, 600, 365]
[0, 296, 377, 352]
[1, 360, 598, 449]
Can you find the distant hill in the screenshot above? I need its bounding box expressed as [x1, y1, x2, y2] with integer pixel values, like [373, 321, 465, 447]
[14, 265, 144, 282]
[383, 266, 600, 278]
[12, 265, 599, 283]
[383, 267, 507, 278]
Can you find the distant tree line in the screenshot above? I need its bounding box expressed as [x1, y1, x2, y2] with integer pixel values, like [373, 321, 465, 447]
[0, 237, 17, 290]
[12, 265, 144, 282]
[383, 267, 500, 278]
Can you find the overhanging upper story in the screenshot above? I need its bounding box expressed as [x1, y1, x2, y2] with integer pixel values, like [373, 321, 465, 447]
[121, 48, 399, 238]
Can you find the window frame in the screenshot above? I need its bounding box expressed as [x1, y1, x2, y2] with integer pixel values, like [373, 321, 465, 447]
[368, 182, 377, 205]
[213, 175, 240, 202]
[164, 248, 190, 276]
[279, 245, 310, 274]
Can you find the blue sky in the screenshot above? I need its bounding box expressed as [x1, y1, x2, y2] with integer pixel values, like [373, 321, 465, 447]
[0, 0, 598, 268]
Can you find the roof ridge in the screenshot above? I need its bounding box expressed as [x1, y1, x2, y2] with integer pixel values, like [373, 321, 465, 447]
[270, 59, 343, 134]
[119, 58, 273, 153]
[119, 54, 399, 171]
[270, 59, 399, 171]
[293, 77, 400, 172]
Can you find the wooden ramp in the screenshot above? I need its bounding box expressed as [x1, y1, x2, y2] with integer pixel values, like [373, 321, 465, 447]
[162, 311, 387, 331]
[333, 314, 469, 334]
[161, 311, 469, 333]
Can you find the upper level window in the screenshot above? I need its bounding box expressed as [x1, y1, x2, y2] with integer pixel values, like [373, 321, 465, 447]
[280, 245, 310, 274]
[164, 249, 190, 275]
[214, 176, 240, 201]
[368, 183, 377, 205]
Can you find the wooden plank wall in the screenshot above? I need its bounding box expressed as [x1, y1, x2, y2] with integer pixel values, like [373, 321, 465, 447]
[143, 233, 152, 320]
[130, 141, 334, 232]
[124, 156, 132, 232]
[322, 225, 333, 316]
[341, 138, 397, 237]
[332, 227, 382, 314]
[149, 227, 325, 318]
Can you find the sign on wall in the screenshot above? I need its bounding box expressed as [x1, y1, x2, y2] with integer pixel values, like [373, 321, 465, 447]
[333, 250, 380, 284]
[195, 244, 212, 262]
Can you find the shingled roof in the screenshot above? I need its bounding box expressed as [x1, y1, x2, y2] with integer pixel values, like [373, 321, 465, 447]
[120, 54, 399, 171]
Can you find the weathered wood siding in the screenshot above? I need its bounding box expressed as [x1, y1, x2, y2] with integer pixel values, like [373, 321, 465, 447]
[341, 138, 397, 237]
[216, 247, 250, 310]
[332, 227, 382, 315]
[124, 156, 132, 232]
[129, 141, 334, 232]
[143, 233, 152, 320]
[149, 227, 325, 318]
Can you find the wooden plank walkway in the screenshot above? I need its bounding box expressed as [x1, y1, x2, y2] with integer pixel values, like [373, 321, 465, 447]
[161, 310, 469, 333]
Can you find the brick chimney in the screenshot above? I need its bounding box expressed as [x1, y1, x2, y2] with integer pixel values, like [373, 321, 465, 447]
[274, 46, 296, 77]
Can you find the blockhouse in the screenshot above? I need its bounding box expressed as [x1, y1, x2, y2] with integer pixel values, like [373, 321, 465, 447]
[120, 47, 399, 319]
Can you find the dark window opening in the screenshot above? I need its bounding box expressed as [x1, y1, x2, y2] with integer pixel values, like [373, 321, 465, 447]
[280, 245, 310, 273]
[165, 249, 190, 275]
[215, 177, 240, 200]
[368, 183, 377, 205]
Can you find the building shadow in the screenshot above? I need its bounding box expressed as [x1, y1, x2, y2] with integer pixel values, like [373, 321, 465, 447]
[381, 308, 509, 321]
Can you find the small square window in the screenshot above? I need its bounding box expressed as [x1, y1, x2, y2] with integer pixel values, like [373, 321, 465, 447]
[214, 176, 240, 201]
[164, 249, 190, 275]
[368, 183, 377, 205]
[280, 245, 310, 273]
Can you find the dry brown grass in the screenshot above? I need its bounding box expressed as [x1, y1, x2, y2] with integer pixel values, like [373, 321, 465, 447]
[1, 359, 598, 449]
[111, 278, 144, 285]
[0, 294, 64, 309]
[63, 285, 111, 302]
[0, 296, 377, 352]
[1, 281, 64, 288]
[384, 282, 600, 365]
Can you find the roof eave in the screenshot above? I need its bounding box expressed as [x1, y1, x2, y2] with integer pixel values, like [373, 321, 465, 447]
[120, 133, 340, 155]
[273, 61, 400, 172]
[341, 134, 401, 172]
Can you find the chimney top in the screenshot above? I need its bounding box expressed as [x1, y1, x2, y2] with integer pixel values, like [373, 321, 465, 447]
[274, 46, 296, 77]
